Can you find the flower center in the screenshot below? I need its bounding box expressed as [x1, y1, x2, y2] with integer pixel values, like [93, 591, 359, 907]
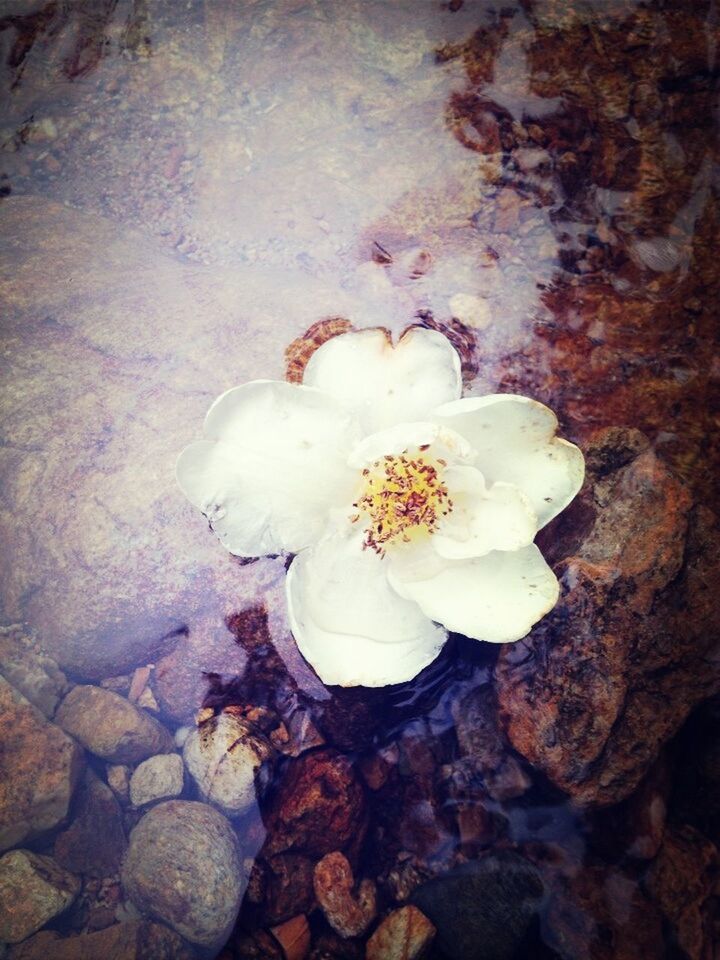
[351, 449, 453, 554]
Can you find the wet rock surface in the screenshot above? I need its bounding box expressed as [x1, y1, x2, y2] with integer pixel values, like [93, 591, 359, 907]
[644, 827, 718, 960]
[0, 2, 719, 959]
[313, 852, 377, 939]
[0, 849, 80, 943]
[121, 800, 244, 951]
[54, 773, 126, 877]
[0, 677, 84, 852]
[129, 754, 185, 809]
[263, 750, 367, 859]
[544, 862, 665, 960]
[7, 920, 196, 960]
[152, 624, 249, 725]
[0, 626, 69, 718]
[496, 429, 718, 806]
[183, 711, 273, 819]
[366, 905, 436, 960]
[409, 854, 544, 960]
[56, 686, 174, 765]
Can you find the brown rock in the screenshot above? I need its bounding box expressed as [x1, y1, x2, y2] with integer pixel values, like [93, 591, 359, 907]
[261, 853, 316, 926]
[545, 864, 665, 960]
[56, 685, 174, 764]
[366, 905, 436, 960]
[0, 849, 80, 943]
[271, 914, 311, 960]
[264, 750, 366, 857]
[314, 852, 376, 939]
[107, 764, 132, 803]
[497, 431, 719, 806]
[8, 920, 195, 959]
[644, 827, 718, 960]
[54, 772, 127, 877]
[0, 677, 84, 852]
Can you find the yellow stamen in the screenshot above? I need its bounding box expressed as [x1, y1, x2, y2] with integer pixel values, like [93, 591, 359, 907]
[351, 451, 453, 555]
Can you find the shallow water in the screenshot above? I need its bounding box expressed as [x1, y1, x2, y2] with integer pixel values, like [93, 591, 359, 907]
[0, 1, 719, 958]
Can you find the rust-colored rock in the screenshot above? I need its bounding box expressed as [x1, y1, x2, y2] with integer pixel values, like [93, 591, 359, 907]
[644, 826, 718, 960]
[544, 863, 665, 960]
[263, 750, 367, 858]
[271, 914, 311, 960]
[497, 429, 719, 806]
[366, 905, 436, 960]
[313, 851, 377, 939]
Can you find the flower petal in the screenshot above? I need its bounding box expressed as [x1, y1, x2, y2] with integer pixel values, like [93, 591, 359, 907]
[286, 531, 447, 687]
[303, 327, 462, 434]
[432, 394, 584, 528]
[432, 466, 538, 559]
[388, 544, 559, 643]
[177, 380, 361, 556]
[348, 421, 474, 470]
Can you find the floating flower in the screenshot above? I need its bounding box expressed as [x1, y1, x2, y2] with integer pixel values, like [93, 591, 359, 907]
[177, 328, 584, 687]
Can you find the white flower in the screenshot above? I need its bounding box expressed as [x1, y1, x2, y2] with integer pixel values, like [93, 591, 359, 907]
[177, 328, 584, 688]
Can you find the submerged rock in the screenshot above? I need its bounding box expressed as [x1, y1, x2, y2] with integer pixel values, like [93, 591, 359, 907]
[409, 853, 544, 960]
[183, 711, 273, 818]
[54, 772, 127, 877]
[107, 764, 132, 804]
[8, 920, 195, 959]
[313, 851, 376, 938]
[366, 905, 436, 960]
[257, 853, 317, 926]
[121, 800, 244, 951]
[269, 915, 310, 960]
[644, 826, 718, 960]
[263, 749, 366, 858]
[130, 754, 185, 808]
[0, 677, 84, 852]
[451, 684, 530, 801]
[0, 849, 80, 943]
[544, 862, 664, 960]
[497, 429, 720, 806]
[0, 626, 69, 718]
[152, 624, 248, 725]
[56, 685, 174, 764]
